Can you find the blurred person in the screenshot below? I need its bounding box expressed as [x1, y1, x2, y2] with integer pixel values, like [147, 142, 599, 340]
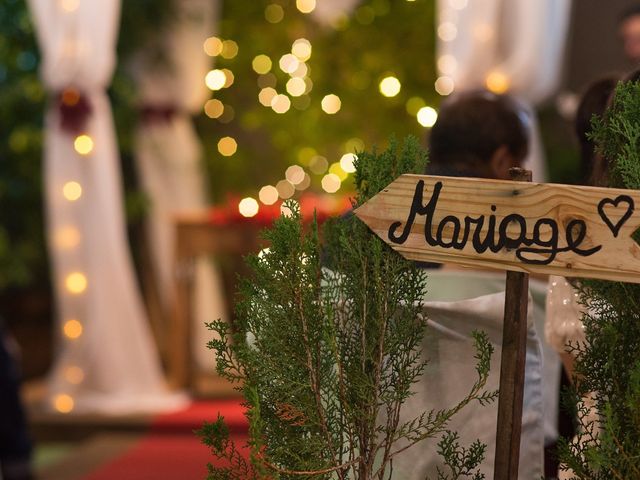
[0, 318, 34, 480]
[394, 91, 550, 479]
[620, 5, 640, 64]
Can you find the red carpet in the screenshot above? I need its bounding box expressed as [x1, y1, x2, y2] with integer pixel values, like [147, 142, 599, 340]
[82, 400, 249, 480]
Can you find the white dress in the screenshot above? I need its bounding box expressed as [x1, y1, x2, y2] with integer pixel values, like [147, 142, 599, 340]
[391, 270, 550, 479]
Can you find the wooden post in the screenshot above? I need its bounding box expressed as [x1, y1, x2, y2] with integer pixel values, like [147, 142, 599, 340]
[493, 167, 532, 480]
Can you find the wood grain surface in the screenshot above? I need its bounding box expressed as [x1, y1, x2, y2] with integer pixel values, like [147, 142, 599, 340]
[355, 174, 640, 283]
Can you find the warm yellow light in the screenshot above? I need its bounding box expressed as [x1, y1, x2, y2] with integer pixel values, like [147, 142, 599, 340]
[437, 54, 457, 75]
[217, 137, 237, 156]
[405, 97, 426, 116]
[65, 272, 87, 294]
[252, 55, 272, 74]
[259, 185, 279, 205]
[435, 76, 455, 96]
[221, 69, 235, 88]
[59, 0, 79, 13]
[258, 87, 277, 107]
[265, 4, 284, 23]
[276, 180, 295, 199]
[53, 394, 74, 413]
[203, 37, 223, 56]
[279, 54, 299, 74]
[296, 0, 316, 14]
[340, 153, 357, 173]
[485, 71, 511, 94]
[286, 77, 306, 97]
[344, 137, 365, 152]
[438, 22, 457, 42]
[417, 106, 438, 127]
[205, 69, 227, 91]
[63, 319, 83, 339]
[238, 197, 259, 218]
[74, 134, 94, 155]
[329, 162, 348, 181]
[54, 226, 81, 250]
[290, 62, 308, 78]
[379, 76, 401, 97]
[294, 173, 311, 191]
[221, 40, 238, 59]
[285, 165, 305, 185]
[62, 181, 82, 202]
[64, 366, 84, 385]
[292, 38, 312, 61]
[321, 173, 341, 193]
[271, 94, 291, 114]
[204, 99, 224, 118]
[321, 94, 341, 114]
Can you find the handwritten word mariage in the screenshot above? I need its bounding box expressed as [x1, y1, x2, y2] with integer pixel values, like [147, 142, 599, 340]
[387, 180, 616, 265]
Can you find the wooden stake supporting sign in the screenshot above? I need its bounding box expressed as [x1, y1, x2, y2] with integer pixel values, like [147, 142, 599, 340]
[354, 170, 640, 480]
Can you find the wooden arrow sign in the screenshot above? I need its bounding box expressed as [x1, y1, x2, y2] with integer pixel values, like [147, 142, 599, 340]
[355, 174, 640, 283]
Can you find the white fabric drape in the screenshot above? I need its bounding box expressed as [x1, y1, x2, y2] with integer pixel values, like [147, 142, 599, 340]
[436, 0, 573, 181]
[29, 0, 185, 414]
[132, 0, 226, 371]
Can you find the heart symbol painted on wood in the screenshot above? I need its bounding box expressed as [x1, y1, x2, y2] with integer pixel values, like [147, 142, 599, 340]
[597, 195, 635, 238]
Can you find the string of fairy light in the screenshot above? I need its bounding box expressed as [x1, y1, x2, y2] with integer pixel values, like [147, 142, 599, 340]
[202, 0, 451, 219]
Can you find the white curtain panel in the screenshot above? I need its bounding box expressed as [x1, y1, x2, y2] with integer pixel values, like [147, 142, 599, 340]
[28, 0, 185, 414]
[132, 0, 227, 371]
[436, 0, 573, 181]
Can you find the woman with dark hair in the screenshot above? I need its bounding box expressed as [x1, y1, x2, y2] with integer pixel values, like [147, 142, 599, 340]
[427, 91, 530, 180]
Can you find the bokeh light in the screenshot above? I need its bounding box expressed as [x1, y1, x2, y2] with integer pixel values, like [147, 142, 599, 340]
[205, 69, 227, 91]
[296, 0, 316, 14]
[221, 40, 239, 59]
[292, 38, 312, 61]
[65, 272, 87, 294]
[279, 54, 299, 74]
[295, 173, 311, 190]
[63, 181, 82, 202]
[276, 179, 295, 199]
[204, 99, 224, 118]
[321, 173, 341, 193]
[238, 197, 259, 217]
[63, 319, 83, 339]
[259, 185, 279, 205]
[74, 134, 94, 155]
[438, 22, 457, 42]
[271, 94, 291, 114]
[285, 165, 305, 185]
[435, 76, 455, 96]
[203, 37, 223, 56]
[321, 94, 341, 114]
[217, 137, 238, 156]
[258, 87, 277, 107]
[417, 106, 438, 127]
[379, 76, 401, 97]
[437, 54, 457, 75]
[265, 4, 284, 23]
[485, 71, 511, 94]
[53, 394, 74, 414]
[340, 153, 357, 173]
[252, 55, 272, 74]
[286, 77, 306, 97]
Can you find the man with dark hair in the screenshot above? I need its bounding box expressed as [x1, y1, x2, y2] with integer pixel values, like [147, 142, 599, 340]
[427, 91, 530, 180]
[619, 5, 640, 63]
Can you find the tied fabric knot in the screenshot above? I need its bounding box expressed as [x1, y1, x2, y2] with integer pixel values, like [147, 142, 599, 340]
[139, 105, 179, 125]
[56, 87, 92, 134]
